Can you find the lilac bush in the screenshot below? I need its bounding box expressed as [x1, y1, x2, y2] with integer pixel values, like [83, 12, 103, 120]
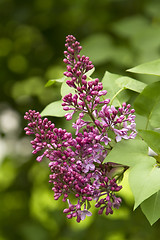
[24, 35, 137, 223]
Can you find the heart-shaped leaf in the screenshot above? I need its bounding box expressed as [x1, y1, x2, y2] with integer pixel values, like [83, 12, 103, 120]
[129, 158, 160, 209]
[60, 79, 75, 97]
[41, 100, 67, 117]
[102, 71, 130, 106]
[134, 81, 160, 128]
[149, 101, 160, 128]
[104, 138, 149, 167]
[138, 130, 160, 155]
[116, 76, 146, 93]
[105, 137, 160, 210]
[141, 190, 160, 225]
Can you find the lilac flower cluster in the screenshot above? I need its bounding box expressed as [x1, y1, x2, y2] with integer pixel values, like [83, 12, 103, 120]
[24, 110, 122, 222]
[62, 35, 137, 143]
[24, 35, 137, 223]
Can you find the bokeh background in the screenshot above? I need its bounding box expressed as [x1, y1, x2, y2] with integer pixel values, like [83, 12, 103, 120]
[1, 0, 160, 239]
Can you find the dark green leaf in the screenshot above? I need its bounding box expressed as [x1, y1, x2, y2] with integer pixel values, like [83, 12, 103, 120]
[138, 130, 160, 154]
[134, 81, 160, 128]
[149, 101, 160, 128]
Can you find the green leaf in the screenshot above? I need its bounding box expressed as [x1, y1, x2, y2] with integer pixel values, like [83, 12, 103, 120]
[135, 113, 148, 130]
[138, 130, 160, 155]
[134, 81, 160, 128]
[105, 137, 160, 209]
[86, 67, 95, 77]
[104, 138, 149, 167]
[116, 76, 146, 93]
[60, 79, 75, 98]
[149, 101, 160, 128]
[45, 77, 66, 87]
[141, 190, 160, 225]
[129, 158, 160, 209]
[102, 71, 130, 106]
[127, 59, 160, 76]
[41, 100, 66, 117]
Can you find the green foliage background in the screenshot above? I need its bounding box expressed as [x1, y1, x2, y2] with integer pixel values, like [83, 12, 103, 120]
[1, 0, 160, 239]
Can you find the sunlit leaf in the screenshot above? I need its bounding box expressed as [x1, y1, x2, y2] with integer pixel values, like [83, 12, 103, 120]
[102, 71, 130, 106]
[105, 137, 160, 209]
[127, 59, 160, 76]
[116, 76, 146, 93]
[104, 138, 149, 167]
[41, 100, 66, 117]
[141, 190, 160, 225]
[60, 79, 75, 97]
[86, 67, 95, 77]
[45, 77, 66, 87]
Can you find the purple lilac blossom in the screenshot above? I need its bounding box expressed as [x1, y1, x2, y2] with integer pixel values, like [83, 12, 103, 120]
[24, 35, 137, 223]
[62, 35, 137, 143]
[24, 110, 122, 222]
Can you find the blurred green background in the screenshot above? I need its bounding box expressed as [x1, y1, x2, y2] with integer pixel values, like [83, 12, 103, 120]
[1, 0, 160, 239]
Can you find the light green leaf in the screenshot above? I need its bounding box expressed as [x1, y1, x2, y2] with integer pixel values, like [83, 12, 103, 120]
[134, 81, 160, 128]
[129, 158, 160, 209]
[60, 79, 75, 98]
[102, 71, 130, 106]
[86, 67, 95, 77]
[127, 59, 160, 76]
[104, 138, 149, 167]
[116, 76, 146, 93]
[45, 77, 66, 87]
[138, 130, 160, 155]
[105, 137, 160, 209]
[41, 100, 66, 117]
[141, 190, 160, 225]
[59, 67, 95, 98]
